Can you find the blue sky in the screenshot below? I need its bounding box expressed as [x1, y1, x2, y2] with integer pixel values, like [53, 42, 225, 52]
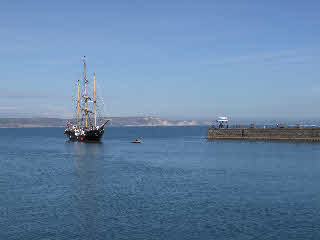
[1, 0, 320, 120]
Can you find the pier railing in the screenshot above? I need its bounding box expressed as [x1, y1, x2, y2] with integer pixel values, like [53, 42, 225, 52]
[210, 124, 319, 129]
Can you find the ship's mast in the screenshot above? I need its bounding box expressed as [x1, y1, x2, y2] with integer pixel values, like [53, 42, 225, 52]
[94, 72, 97, 128]
[83, 56, 88, 128]
[77, 79, 80, 129]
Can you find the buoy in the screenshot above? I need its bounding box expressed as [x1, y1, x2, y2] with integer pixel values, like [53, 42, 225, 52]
[81, 137, 84, 141]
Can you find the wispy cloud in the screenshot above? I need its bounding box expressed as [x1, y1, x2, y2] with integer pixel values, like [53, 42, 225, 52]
[0, 103, 73, 118]
[0, 106, 17, 110]
[211, 48, 319, 66]
[0, 92, 47, 99]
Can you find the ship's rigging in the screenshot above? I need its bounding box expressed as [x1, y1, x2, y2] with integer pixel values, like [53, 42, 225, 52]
[64, 56, 108, 141]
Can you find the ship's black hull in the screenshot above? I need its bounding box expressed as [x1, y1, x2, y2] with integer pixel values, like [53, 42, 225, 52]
[64, 128, 105, 142]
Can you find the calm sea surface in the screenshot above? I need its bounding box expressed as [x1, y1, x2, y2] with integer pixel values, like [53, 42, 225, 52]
[1, 126, 320, 240]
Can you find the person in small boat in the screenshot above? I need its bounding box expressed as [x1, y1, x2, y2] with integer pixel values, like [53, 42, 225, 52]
[136, 138, 139, 142]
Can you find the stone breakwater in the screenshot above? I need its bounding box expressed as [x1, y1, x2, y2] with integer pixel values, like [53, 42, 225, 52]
[206, 128, 320, 141]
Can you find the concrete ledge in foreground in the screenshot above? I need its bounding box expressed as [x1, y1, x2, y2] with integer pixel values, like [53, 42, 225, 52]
[206, 128, 320, 142]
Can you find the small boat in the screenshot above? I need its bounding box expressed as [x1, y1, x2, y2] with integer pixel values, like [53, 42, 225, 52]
[131, 138, 142, 143]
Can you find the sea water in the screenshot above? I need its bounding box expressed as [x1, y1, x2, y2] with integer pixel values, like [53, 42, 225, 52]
[1, 126, 320, 239]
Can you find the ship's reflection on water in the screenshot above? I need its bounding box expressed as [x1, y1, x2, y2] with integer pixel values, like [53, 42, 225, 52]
[65, 140, 106, 168]
[66, 140, 104, 153]
[64, 141, 109, 239]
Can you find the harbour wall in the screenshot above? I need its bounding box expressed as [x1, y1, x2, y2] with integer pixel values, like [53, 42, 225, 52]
[206, 128, 320, 141]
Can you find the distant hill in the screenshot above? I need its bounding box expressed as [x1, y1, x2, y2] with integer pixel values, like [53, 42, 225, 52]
[1, 117, 318, 128]
[0, 117, 211, 128]
[0, 118, 66, 128]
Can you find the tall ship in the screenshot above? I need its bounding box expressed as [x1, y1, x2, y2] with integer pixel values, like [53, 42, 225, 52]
[64, 57, 109, 141]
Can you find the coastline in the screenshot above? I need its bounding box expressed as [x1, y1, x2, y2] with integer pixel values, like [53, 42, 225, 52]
[0, 117, 209, 128]
[0, 124, 210, 128]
